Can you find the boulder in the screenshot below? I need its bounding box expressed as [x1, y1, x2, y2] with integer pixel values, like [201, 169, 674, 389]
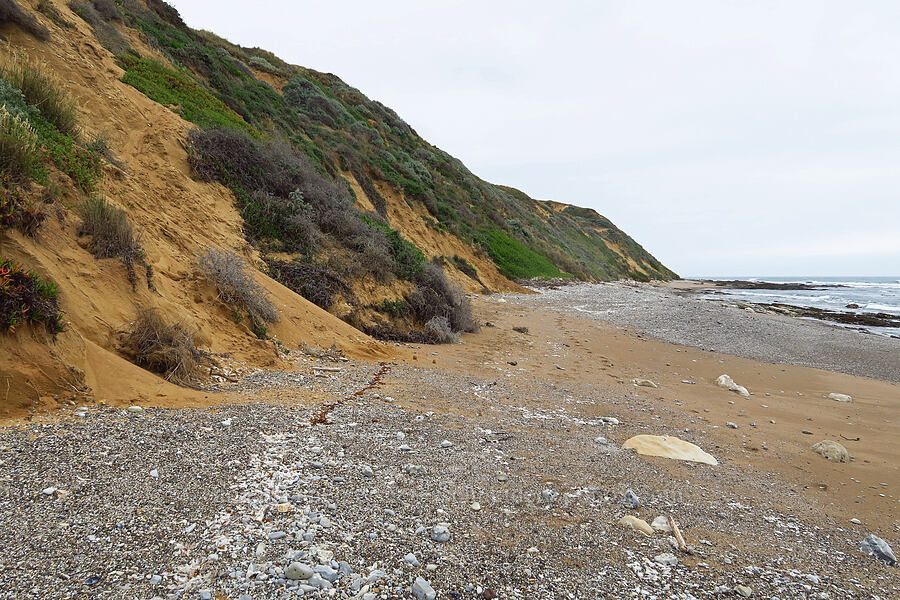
[811, 440, 850, 463]
[827, 392, 852, 403]
[716, 374, 750, 397]
[618, 515, 653, 536]
[623, 434, 718, 465]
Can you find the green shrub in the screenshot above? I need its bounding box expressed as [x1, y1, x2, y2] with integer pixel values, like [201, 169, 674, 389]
[0, 0, 50, 41]
[378, 298, 406, 318]
[479, 229, 565, 280]
[122, 307, 201, 384]
[0, 59, 76, 136]
[0, 106, 40, 182]
[0, 257, 63, 334]
[248, 55, 282, 75]
[117, 56, 252, 131]
[360, 215, 425, 281]
[451, 255, 478, 279]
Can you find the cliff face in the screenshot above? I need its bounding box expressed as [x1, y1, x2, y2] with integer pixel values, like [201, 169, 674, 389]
[0, 0, 675, 417]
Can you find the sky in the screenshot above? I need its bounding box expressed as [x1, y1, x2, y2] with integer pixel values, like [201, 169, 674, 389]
[171, 0, 900, 277]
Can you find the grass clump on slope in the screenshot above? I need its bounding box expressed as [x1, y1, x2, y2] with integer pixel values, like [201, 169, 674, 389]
[479, 229, 566, 280]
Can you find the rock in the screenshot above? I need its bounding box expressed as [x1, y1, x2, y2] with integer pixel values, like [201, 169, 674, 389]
[624, 489, 640, 509]
[828, 392, 852, 403]
[594, 436, 608, 444]
[618, 515, 653, 536]
[440, 440, 454, 448]
[285, 562, 314, 580]
[149, 574, 162, 585]
[199, 591, 212, 600]
[735, 584, 752, 597]
[850, 518, 861, 525]
[716, 374, 750, 397]
[404, 553, 420, 567]
[412, 576, 437, 600]
[631, 378, 659, 388]
[540, 488, 559, 502]
[275, 503, 292, 513]
[313, 564, 340, 583]
[811, 440, 850, 463]
[496, 472, 509, 482]
[127, 405, 143, 413]
[470, 502, 481, 511]
[41, 487, 57, 496]
[860, 534, 897, 566]
[430, 525, 450, 542]
[651, 516, 672, 532]
[360, 465, 374, 478]
[398, 444, 412, 451]
[403, 463, 427, 476]
[623, 435, 718, 465]
[599, 416, 620, 425]
[526, 546, 539, 554]
[726, 422, 738, 429]
[654, 553, 677, 566]
[306, 573, 332, 590]
[149, 469, 158, 478]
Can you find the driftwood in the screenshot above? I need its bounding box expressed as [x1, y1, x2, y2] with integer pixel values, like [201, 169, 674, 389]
[668, 515, 688, 552]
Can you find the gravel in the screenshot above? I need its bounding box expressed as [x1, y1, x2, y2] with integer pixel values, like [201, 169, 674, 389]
[509, 282, 900, 382]
[1, 350, 898, 598]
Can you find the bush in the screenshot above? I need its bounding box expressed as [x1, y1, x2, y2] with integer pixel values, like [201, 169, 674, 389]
[0, 257, 63, 334]
[77, 196, 148, 288]
[267, 259, 355, 310]
[194, 247, 278, 328]
[122, 307, 200, 384]
[424, 316, 456, 344]
[0, 58, 76, 136]
[68, 0, 131, 54]
[0, 0, 50, 41]
[451, 254, 478, 279]
[37, 0, 74, 28]
[0, 105, 39, 182]
[406, 262, 476, 335]
[1, 177, 46, 235]
[248, 55, 282, 75]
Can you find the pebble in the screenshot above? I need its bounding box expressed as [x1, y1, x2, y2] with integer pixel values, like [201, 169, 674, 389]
[149, 574, 161, 585]
[149, 469, 159, 478]
[726, 422, 738, 429]
[496, 472, 509, 482]
[285, 562, 314, 580]
[199, 591, 212, 600]
[398, 444, 412, 451]
[430, 525, 450, 542]
[860, 533, 897, 566]
[850, 518, 861, 525]
[735, 584, 752, 597]
[404, 553, 420, 567]
[654, 553, 677, 566]
[360, 465, 374, 478]
[127, 405, 143, 413]
[540, 488, 559, 502]
[440, 440, 453, 448]
[470, 502, 481, 511]
[412, 575, 437, 600]
[594, 436, 608, 444]
[624, 489, 640, 509]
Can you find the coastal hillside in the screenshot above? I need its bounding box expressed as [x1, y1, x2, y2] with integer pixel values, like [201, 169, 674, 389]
[0, 0, 674, 415]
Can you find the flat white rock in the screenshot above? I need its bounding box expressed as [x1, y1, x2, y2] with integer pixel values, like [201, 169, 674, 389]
[623, 434, 718, 465]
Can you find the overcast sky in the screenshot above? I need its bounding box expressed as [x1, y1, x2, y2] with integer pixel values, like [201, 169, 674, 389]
[171, 0, 900, 277]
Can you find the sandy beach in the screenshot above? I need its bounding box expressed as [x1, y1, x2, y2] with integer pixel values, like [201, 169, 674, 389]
[1, 283, 897, 598]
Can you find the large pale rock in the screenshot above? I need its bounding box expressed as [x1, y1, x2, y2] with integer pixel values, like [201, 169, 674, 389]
[828, 392, 852, 403]
[811, 440, 850, 463]
[623, 435, 718, 466]
[716, 374, 750, 397]
[618, 515, 653, 535]
[631, 378, 659, 389]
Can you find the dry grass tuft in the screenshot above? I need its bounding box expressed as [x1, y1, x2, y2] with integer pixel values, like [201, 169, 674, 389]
[122, 307, 201, 384]
[195, 247, 278, 331]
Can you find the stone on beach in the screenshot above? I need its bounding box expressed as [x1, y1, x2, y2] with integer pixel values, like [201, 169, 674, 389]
[828, 392, 853, 403]
[860, 534, 897, 566]
[623, 434, 718, 465]
[631, 378, 659, 388]
[412, 576, 437, 600]
[651, 516, 673, 532]
[618, 515, 653, 535]
[716, 374, 750, 397]
[811, 440, 850, 463]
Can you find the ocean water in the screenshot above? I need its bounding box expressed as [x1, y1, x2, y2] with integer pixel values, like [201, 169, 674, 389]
[696, 276, 900, 335]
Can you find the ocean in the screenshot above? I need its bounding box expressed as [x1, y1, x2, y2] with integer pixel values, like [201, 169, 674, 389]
[696, 276, 900, 336]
